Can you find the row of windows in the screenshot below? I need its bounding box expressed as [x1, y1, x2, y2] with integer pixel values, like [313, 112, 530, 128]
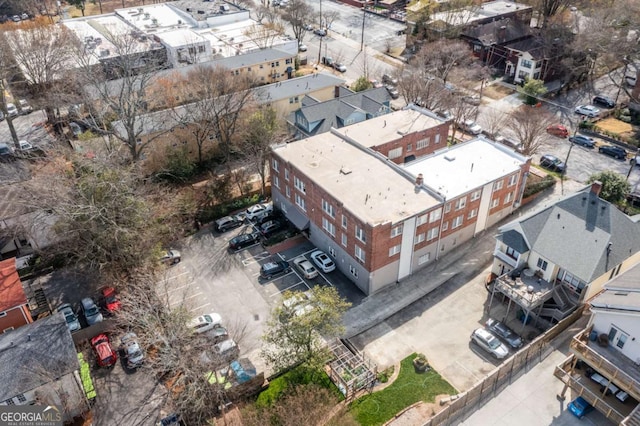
[388, 134, 443, 159]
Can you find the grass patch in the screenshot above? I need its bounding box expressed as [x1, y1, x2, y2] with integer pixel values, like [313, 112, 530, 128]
[256, 365, 343, 407]
[349, 354, 455, 426]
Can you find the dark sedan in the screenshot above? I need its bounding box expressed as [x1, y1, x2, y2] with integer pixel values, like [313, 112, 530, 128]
[260, 220, 286, 237]
[599, 145, 627, 160]
[485, 318, 523, 349]
[568, 135, 595, 148]
[592, 95, 616, 108]
[215, 214, 244, 232]
[228, 232, 261, 250]
[539, 154, 566, 173]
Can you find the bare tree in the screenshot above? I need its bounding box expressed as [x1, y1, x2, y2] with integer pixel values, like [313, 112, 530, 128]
[531, 0, 571, 29]
[243, 21, 284, 49]
[420, 39, 472, 84]
[507, 107, 555, 156]
[481, 107, 507, 139]
[323, 11, 340, 35]
[282, 0, 313, 43]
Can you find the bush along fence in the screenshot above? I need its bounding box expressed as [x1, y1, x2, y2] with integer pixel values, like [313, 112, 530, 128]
[198, 187, 271, 224]
[422, 305, 585, 426]
[579, 120, 639, 150]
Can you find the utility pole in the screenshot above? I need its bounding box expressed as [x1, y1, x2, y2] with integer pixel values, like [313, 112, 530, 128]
[360, 3, 366, 51]
[317, 0, 323, 65]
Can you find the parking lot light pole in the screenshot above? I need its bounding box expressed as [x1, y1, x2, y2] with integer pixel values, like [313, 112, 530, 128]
[561, 123, 581, 195]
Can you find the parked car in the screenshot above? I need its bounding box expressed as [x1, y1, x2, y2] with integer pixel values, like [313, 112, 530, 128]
[485, 318, 523, 349]
[0, 143, 13, 161]
[91, 334, 118, 367]
[298, 43, 308, 52]
[102, 286, 121, 314]
[460, 119, 482, 135]
[260, 219, 286, 237]
[462, 95, 481, 106]
[57, 303, 81, 332]
[228, 232, 261, 250]
[546, 124, 569, 138]
[160, 249, 181, 265]
[260, 260, 291, 279]
[245, 202, 273, 221]
[314, 28, 327, 36]
[18, 99, 32, 114]
[188, 313, 223, 334]
[121, 332, 144, 369]
[539, 154, 566, 173]
[81, 297, 104, 325]
[256, 209, 283, 226]
[470, 328, 509, 359]
[321, 56, 333, 66]
[574, 104, 600, 117]
[310, 250, 335, 273]
[599, 144, 627, 159]
[215, 215, 244, 233]
[213, 339, 240, 364]
[293, 257, 319, 279]
[333, 63, 347, 73]
[592, 95, 616, 108]
[568, 396, 594, 419]
[568, 135, 595, 148]
[282, 291, 315, 317]
[6, 103, 18, 117]
[626, 74, 637, 87]
[495, 135, 523, 153]
[303, 23, 313, 31]
[385, 85, 400, 99]
[381, 73, 398, 85]
[204, 325, 229, 344]
[369, 79, 383, 88]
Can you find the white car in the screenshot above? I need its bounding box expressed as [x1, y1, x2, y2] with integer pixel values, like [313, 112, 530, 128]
[188, 313, 222, 334]
[160, 249, 181, 265]
[283, 291, 315, 317]
[310, 250, 335, 273]
[121, 332, 144, 369]
[471, 328, 509, 359]
[574, 105, 600, 117]
[298, 43, 308, 52]
[6, 103, 18, 117]
[245, 202, 273, 221]
[293, 257, 319, 279]
[461, 119, 482, 135]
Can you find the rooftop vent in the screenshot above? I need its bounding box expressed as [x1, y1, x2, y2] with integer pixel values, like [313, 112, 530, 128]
[444, 154, 455, 162]
[415, 173, 424, 186]
[340, 166, 352, 175]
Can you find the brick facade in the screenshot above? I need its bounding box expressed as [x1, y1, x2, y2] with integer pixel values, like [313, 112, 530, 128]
[0, 306, 32, 333]
[372, 123, 450, 164]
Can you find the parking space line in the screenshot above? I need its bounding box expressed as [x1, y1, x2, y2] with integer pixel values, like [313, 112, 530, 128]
[241, 252, 271, 266]
[163, 271, 191, 280]
[269, 280, 307, 297]
[166, 284, 192, 293]
[169, 292, 203, 307]
[191, 303, 211, 313]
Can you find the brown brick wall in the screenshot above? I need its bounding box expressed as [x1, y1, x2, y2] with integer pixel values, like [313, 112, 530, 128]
[0, 305, 32, 333]
[372, 123, 450, 164]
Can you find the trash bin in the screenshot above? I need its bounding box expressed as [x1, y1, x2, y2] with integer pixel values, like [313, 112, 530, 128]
[589, 330, 598, 341]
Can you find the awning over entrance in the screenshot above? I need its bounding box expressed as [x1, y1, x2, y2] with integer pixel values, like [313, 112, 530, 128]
[287, 208, 310, 230]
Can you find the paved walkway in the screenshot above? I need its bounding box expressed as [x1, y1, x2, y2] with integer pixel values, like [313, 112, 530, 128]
[343, 178, 585, 338]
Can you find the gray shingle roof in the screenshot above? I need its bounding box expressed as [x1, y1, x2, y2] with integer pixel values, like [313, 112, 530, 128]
[499, 229, 529, 253]
[461, 18, 531, 46]
[499, 186, 640, 283]
[0, 313, 79, 401]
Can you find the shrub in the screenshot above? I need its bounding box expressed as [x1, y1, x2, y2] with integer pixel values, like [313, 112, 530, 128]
[376, 366, 394, 383]
[523, 175, 556, 198]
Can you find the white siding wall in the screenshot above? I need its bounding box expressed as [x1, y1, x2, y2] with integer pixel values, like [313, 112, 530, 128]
[591, 309, 640, 364]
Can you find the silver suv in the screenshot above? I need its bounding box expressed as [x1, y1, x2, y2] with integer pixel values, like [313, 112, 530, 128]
[471, 327, 509, 359]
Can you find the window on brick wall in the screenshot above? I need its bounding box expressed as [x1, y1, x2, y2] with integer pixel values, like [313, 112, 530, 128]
[342, 215, 347, 229]
[285, 186, 290, 198]
[391, 225, 403, 238]
[356, 226, 366, 243]
[493, 180, 503, 191]
[341, 233, 347, 247]
[389, 245, 401, 256]
[272, 159, 279, 172]
[322, 217, 336, 236]
[427, 227, 439, 241]
[429, 208, 442, 223]
[417, 214, 428, 225]
[491, 198, 499, 209]
[295, 193, 306, 211]
[322, 199, 336, 218]
[417, 137, 430, 150]
[455, 196, 466, 210]
[355, 245, 365, 262]
[294, 177, 305, 193]
[504, 192, 513, 204]
[388, 147, 403, 159]
[442, 221, 448, 231]
[471, 190, 481, 201]
[273, 176, 279, 188]
[415, 233, 426, 244]
[452, 215, 464, 229]
[468, 208, 478, 219]
[444, 203, 451, 213]
[508, 174, 517, 187]
[285, 169, 289, 181]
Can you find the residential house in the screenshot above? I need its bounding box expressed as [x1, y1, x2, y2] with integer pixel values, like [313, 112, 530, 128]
[489, 182, 640, 328]
[289, 86, 393, 138]
[0, 258, 33, 333]
[555, 262, 640, 424]
[270, 108, 530, 294]
[0, 313, 89, 422]
[504, 37, 565, 84]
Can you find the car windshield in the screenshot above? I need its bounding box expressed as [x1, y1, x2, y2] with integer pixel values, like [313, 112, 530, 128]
[86, 306, 99, 316]
[487, 336, 501, 349]
[64, 313, 75, 323]
[203, 315, 213, 323]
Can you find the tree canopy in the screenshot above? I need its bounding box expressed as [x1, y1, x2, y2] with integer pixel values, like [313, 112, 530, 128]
[587, 171, 630, 205]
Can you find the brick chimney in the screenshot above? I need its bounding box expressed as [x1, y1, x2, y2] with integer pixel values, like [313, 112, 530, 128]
[591, 181, 602, 197]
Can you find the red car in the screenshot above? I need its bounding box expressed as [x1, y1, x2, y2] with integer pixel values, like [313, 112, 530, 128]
[91, 334, 117, 367]
[546, 124, 569, 138]
[102, 287, 121, 314]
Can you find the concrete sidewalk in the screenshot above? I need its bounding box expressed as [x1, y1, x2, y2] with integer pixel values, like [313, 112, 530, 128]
[343, 178, 585, 338]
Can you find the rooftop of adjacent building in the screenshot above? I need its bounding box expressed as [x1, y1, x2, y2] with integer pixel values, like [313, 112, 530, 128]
[0, 258, 26, 313]
[590, 262, 640, 313]
[171, 0, 244, 21]
[404, 136, 528, 199]
[430, 0, 532, 26]
[115, 3, 196, 32]
[273, 130, 442, 227]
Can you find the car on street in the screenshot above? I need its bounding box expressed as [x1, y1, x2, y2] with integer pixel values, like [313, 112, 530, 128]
[91, 334, 118, 367]
[470, 328, 509, 359]
[369, 79, 383, 88]
[303, 24, 313, 31]
[18, 99, 32, 114]
[6, 103, 18, 117]
[460, 119, 482, 135]
[599, 144, 627, 159]
[462, 95, 481, 106]
[228, 232, 261, 250]
[568, 396, 594, 419]
[160, 249, 181, 265]
[495, 135, 523, 153]
[215, 215, 244, 233]
[81, 297, 104, 325]
[539, 154, 566, 173]
[568, 135, 595, 148]
[485, 318, 523, 349]
[260, 260, 291, 279]
[382, 74, 398, 85]
[259, 219, 286, 237]
[298, 43, 307, 52]
[57, 303, 81, 332]
[102, 286, 121, 314]
[333, 63, 347, 73]
[314, 28, 327, 36]
[188, 313, 222, 334]
[310, 250, 335, 273]
[546, 124, 569, 138]
[245, 202, 273, 221]
[385, 85, 400, 99]
[293, 257, 319, 279]
[17, 140, 33, 151]
[592, 95, 616, 108]
[574, 104, 600, 117]
[121, 332, 144, 369]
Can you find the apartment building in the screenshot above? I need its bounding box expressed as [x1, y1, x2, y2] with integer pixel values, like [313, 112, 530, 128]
[555, 262, 640, 425]
[0, 258, 33, 333]
[270, 109, 530, 294]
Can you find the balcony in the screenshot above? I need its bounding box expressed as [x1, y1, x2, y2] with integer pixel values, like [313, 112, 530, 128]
[494, 249, 518, 268]
[494, 268, 554, 311]
[555, 354, 631, 424]
[571, 328, 640, 401]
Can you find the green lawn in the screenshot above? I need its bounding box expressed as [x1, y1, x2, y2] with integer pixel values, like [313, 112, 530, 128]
[349, 354, 456, 426]
[256, 365, 343, 407]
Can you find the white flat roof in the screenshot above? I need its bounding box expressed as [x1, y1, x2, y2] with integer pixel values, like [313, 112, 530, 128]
[431, 0, 531, 26]
[116, 4, 193, 34]
[273, 133, 441, 226]
[332, 108, 445, 148]
[156, 28, 206, 47]
[196, 19, 290, 56]
[404, 137, 527, 199]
